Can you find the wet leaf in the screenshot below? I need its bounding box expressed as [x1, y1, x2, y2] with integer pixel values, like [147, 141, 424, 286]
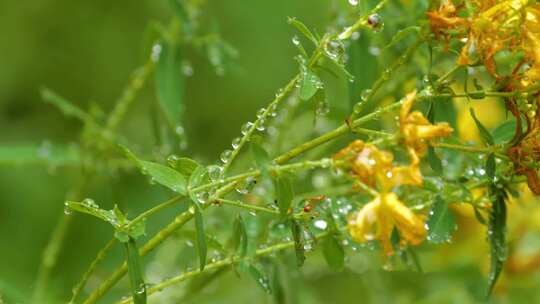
[321, 235, 344, 271]
[290, 220, 305, 267]
[486, 153, 496, 180]
[299, 68, 321, 101]
[383, 26, 420, 49]
[247, 263, 272, 294]
[122, 146, 187, 195]
[252, 143, 271, 180]
[426, 196, 456, 244]
[274, 175, 294, 216]
[287, 17, 318, 45]
[169, 157, 199, 178]
[492, 119, 517, 144]
[486, 184, 508, 297]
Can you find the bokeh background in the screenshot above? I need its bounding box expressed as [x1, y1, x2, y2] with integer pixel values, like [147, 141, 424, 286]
[2, 0, 540, 303]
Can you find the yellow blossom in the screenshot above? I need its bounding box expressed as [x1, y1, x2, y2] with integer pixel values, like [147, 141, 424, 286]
[348, 192, 427, 256]
[333, 140, 422, 191]
[400, 90, 454, 157]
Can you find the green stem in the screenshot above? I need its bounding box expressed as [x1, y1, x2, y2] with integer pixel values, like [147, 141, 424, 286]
[432, 142, 508, 160]
[69, 238, 116, 304]
[105, 60, 154, 133]
[117, 231, 331, 304]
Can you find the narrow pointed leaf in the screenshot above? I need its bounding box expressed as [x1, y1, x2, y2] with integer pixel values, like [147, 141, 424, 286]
[124, 238, 147, 304]
[427, 146, 443, 175]
[470, 108, 494, 145]
[168, 157, 199, 178]
[194, 206, 207, 271]
[486, 153, 496, 180]
[122, 146, 187, 195]
[251, 143, 271, 180]
[287, 17, 317, 45]
[155, 40, 184, 129]
[274, 176, 293, 216]
[247, 264, 272, 294]
[290, 220, 305, 267]
[487, 185, 508, 297]
[492, 119, 517, 144]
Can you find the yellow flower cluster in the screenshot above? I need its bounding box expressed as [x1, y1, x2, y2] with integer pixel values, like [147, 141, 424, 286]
[428, 0, 540, 84]
[336, 91, 453, 256]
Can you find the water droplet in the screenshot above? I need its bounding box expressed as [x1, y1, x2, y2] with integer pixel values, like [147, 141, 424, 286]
[182, 61, 194, 77]
[188, 206, 196, 214]
[361, 89, 372, 101]
[256, 122, 266, 131]
[208, 165, 223, 182]
[292, 35, 300, 46]
[241, 122, 254, 135]
[151, 44, 162, 62]
[231, 137, 242, 149]
[136, 283, 146, 295]
[196, 191, 210, 204]
[64, 202, 72, 215]
[314, 220, 328, 230]
[348, 0, 359, 5]
[324, 40, 345, 62]
[167, 154, 180, 168]
[175, 125, 185, 136]
[316, 100, 330, 116]
[220, 150, 233, 164]
[256, 108, 266, 119]
[82, 198, 98, 208]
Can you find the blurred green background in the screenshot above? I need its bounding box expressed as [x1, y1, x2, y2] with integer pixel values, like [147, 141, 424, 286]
[2, 0, 540, 303]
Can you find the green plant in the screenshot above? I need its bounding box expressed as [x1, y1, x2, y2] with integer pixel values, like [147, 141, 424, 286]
[5, 0, 540, 303]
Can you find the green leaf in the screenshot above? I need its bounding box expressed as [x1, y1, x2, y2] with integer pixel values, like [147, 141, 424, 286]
[168, 157, 199, 178]
[321, 235, 345, 271]
[470, 108, 494, 145]
[492, 119, 517, 144]
[122, 146, 187, 195]
[486, 153, 496, 180]
[318, 56, 351, 118]
[299, 68, 321, 101]
[274, 176, 294, 216]
[290, 220, 305, 267]
[155, 40, 184, 129]
[287, 17, 318, 45]
[426, 196, 456, 244]
[194, 205, 207, 271]
[247, 264, 272, 294]
[232, 215, 248, 257]
[65, 201, 118, 227]
[124, 238, 147, 304]
[427, 147, 443, 175]
[271, 264, 286, 304]
[486, 184, 508, 297]
[40, 87, 90, 121]
[383, 26, 420, 49]
[0, 143, 80, 166]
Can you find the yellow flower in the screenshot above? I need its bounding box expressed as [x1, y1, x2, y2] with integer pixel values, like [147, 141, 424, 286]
[348, 192, 427, 256]
[333, 140, 422, 191]
[400, 90, 454, 157]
